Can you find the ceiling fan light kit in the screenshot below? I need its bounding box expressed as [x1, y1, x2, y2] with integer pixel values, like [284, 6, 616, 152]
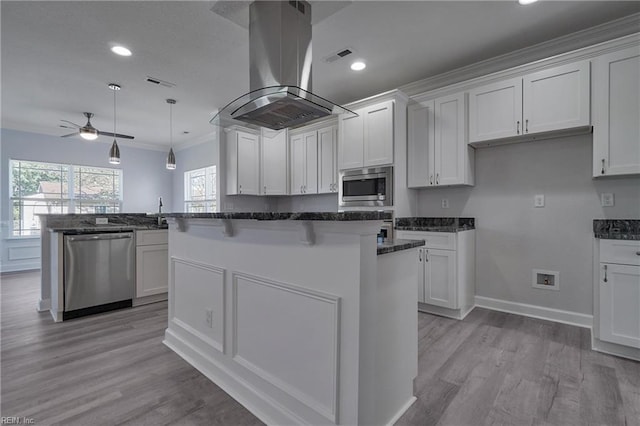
[166, 99, 177, 170]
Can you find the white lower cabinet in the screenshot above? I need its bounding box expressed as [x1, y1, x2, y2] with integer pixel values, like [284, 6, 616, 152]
[397, 230, 475, 319]
[136, 230, 168, 300]
[596, 239, 640, 356]
[261, 129, 288, 195]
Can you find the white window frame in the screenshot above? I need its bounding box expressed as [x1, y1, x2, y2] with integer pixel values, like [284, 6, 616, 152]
[9, 159, 123, 237]
[184, 165, 217, 213]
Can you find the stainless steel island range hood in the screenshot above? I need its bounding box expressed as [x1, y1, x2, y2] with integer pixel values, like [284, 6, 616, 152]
[211, 1, 355, 131]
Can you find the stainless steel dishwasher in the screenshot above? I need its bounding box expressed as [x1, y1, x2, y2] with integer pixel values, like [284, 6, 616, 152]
[63, 232, 135, 320]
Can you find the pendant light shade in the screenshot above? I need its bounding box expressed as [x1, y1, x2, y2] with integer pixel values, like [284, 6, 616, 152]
[109, 139, 120, 164]
[166, 147, 176, 170]
[108, 83, 122, 164]
[166, 99, 177, 170]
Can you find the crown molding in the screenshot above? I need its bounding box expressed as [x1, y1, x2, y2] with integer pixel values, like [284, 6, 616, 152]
[343, 89, 409, 110]
[401, 13, 640, 98]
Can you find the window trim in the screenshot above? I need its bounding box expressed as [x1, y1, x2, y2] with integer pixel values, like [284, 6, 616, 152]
[184, 165, 217, 213]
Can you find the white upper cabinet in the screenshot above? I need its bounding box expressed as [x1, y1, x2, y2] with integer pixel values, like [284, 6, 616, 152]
[407, 94, 474, 188]
[363, 101, 394, 167]
[468, 77, 522, 142]
[226, 129, 259, 195]
[318, 125, 338, 193]
[289, 131, 318, 195]
[592, 45, 640, 177]
[338, 114, 364, 170]
[339, 100, 394, 170]
[468, 61, 590, 144]
[261, 129, 288, 195]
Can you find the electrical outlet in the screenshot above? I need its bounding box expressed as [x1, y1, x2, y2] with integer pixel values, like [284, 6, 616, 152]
[534, 194, 545, 208]
[205, 309, 214, 328]
[601, 193, 614, 207]
[95, 217, 108, 225]
[441, 198, 450, 209]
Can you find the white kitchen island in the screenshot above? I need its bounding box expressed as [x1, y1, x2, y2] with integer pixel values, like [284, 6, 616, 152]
[163, 212, 424, 426]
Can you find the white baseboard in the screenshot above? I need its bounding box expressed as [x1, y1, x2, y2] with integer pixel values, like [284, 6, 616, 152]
[474, 296, 593, 329]
[386, 396, 416, 426]
[418, 303, 475, 320]
[592, 336, 640, 362]
[37, 298, 51, 312]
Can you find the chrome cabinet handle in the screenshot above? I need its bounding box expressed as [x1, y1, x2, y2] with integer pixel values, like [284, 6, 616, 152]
[601, 159, 605, 175]
[418, 249, 422, 262]
[525, 119, 529, 133]
[264, 186, 267, 194]
[436, 174, 439, 185]
[425, 249, 429, 262]
[517, 121, 520, 135]
[430, 175, 433, 185]
[603, 264, 608, 283]
[239, 184, 242, 194]
[636, 251, 640, 256]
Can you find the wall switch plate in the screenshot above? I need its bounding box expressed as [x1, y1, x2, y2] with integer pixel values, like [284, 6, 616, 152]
[601, 193, 614, 207]
[441, 198, 450, 209]
[534, 194, 545, 208]
[95, 217, 108, 225]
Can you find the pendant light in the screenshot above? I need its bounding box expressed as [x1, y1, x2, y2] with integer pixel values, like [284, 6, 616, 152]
[166, 99, 177, 170]
[108, 83, 121, 164]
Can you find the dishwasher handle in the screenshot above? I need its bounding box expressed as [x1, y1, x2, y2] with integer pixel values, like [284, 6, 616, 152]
[65, 233, 133, 242]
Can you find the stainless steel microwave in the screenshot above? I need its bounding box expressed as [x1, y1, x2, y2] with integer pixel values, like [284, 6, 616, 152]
[339, 166, 393, 208]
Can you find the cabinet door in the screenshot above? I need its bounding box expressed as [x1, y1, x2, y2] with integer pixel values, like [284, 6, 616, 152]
[290, 134, 305, 195]
[599, 263, 640, 349]
[434, 93, 465, 186]
[136, 245, 168, 298]
[424, 249, 456, 308]
[407, 101, 435, 188]
[304, 131, 318, 194]
[261, 129, 288, 195]
[523, 61, 590, 135]
[417, 248, 426, 303]
[237, 131, 259, 195]
[339, 113, 364, 170]
[468, 77, 523, 142]
[363, 100, 394, 167]
[318, 126, 337, 193]
[593, 46, 640, 177]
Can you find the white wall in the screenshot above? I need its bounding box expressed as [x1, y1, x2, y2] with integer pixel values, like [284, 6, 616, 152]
[0, 128, 174, 271]
[275, 193, 338, 212]
[416, 134, 640, 315]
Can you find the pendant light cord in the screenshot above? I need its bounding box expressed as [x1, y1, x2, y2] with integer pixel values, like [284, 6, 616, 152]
[169, 102, 173, 148]
[113, 88, 117, 136]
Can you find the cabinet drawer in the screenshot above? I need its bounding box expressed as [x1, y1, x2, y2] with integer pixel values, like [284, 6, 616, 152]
[136, 230, 168, 246]
[395, 231, 456, 250]
[600, 239, 640, 266]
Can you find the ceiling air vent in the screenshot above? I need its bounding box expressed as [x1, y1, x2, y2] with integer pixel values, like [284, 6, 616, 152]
[145, 76, 176, 88]
[324, 48, 354, 64]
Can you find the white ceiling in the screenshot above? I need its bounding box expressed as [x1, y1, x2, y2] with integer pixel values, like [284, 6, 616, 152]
[2, 1, 639, 150]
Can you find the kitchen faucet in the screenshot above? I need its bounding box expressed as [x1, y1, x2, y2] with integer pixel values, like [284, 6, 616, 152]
[158, 197, 163, 226]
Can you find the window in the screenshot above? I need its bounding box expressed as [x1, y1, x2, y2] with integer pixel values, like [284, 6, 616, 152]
[10, 160, 122, 236]
[184, 165, 216, 213]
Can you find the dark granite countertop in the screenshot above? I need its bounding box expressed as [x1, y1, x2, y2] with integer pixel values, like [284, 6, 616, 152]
[395, 217, 475, 232]
[40, 213, 168, 232]
[377, 239, 425, 255]
[165, 211, 393, 221]
[593, 219, 640, 240]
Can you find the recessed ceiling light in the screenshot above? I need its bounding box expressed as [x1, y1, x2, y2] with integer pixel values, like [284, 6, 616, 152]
[518, 0, 538, 5]
[111, 45, 132, 57]
[350, 61, 366, 71]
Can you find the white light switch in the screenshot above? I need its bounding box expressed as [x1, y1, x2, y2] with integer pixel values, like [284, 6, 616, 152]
[534, 194, 545, 208]
[601, 193, 614, 207]
[441, 198, 450, 209]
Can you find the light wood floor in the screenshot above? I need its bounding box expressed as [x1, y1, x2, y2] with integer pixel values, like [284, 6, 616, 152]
[2, 271, 639, 425]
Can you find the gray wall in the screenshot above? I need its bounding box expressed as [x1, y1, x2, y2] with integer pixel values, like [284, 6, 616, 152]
[416, 134, 640, 315]
[0, 128, 174, 271]
[275, 193, 338, 212]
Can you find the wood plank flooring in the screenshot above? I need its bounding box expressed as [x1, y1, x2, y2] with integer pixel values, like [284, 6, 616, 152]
[2, 271, 639, 425]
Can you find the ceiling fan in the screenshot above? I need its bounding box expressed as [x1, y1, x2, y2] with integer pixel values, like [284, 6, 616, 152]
[60, 112, 134, 140]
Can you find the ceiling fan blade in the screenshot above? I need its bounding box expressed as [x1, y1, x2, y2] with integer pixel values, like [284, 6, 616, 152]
[98, 131, 135, 140]
[61, 119, 81, 128]
[61, 132, 80, 138]
[59, 124, 77, 129]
